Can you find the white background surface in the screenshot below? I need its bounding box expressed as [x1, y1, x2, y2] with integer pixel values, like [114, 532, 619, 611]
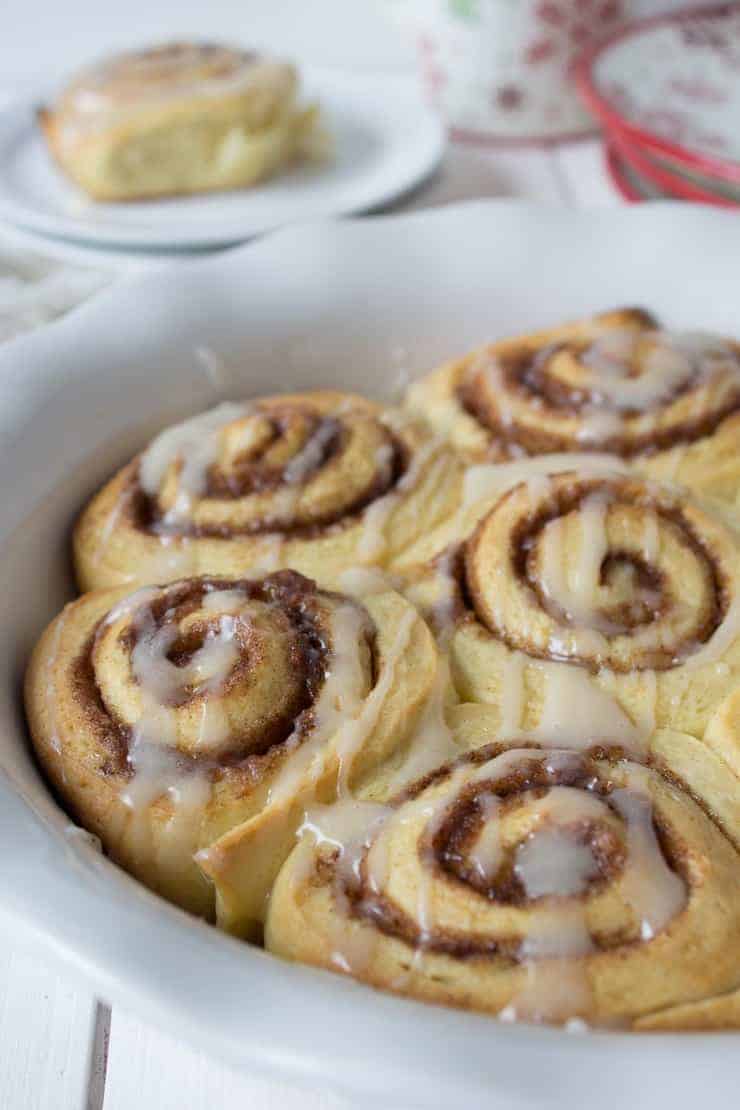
[0, 2, 724, 1108]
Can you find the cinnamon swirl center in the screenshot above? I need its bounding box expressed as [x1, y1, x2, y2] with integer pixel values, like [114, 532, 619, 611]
[134, 399, 406, 538]
[343, 748, 685, 960]
[463, 474, 728, 671]
[460, 311, 740, 457]
[84, 571, 374, 771]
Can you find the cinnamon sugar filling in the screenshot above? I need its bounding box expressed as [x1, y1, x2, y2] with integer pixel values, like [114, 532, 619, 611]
[337, 749, 686, 960]
[130, 408, 408, 538]
[71, 571, 376, 776]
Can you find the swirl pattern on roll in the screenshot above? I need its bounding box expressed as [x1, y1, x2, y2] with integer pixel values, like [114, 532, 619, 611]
[405, 309, 740, 506]
[61, 43, 268, 114]
[266, 744, 740, 1026]
[405, 466, 740, 747]
[74, 391, 461, 592]
[36, 40, 320, 202]
[24, 571, 437, 927]
[465, 473, 730, 672]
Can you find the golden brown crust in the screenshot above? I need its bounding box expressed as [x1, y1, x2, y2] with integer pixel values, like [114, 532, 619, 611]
[464, 474, 729, 672]
[25, 572, 438, 928]
[23, 307, 740, 1031]
[403, 469, 740, 749]
[38, 42, 322, 201]
[405, 308, 740, 511]
[266, 744, 740, 1026]
[634, 988, 740, 1031]
[73, 391, 462, 593]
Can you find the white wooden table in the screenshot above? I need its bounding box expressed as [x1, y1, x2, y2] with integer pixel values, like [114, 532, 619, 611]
[0, 136, 622, 1110]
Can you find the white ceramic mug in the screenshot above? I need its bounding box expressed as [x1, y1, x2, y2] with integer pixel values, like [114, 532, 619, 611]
[391, 0, 634, 142]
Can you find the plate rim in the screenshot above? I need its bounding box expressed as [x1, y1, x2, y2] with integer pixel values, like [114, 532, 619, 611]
[574, 1, 740, 185]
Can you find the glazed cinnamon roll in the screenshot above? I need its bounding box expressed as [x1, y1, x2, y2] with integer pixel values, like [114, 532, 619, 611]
[266, 743, 740, 1027]
[38, 42, 323, 201]
[404, 465, 740, 754]
[406, 309, 740, 508]
[24, 572, 437, 929]
[74, 391, 461, 593]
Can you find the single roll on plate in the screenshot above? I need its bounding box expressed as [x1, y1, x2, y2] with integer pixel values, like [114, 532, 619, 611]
[266, 743, 740, 1027]
[38, 42, 323, 201]
[406, 308, 740, 510]
[24, 571, 437, 931]
[73, 391, 461, 593]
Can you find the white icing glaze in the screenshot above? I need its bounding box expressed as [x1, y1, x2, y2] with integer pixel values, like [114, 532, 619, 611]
[428, 549, 459, 648]
[55, 44, 293, 144]
[478, 330, 739, 456]
[264, 604, 414, 808]
[610, 768, 687, 941]
[575, 408, 624, 445]
[682, 591, 740, 671]
[459, 452, 630, 521]
[356, 440, 440, 563]
[460, 454, 627, 515]
[582, 329, 740, 409]
[386, 654, 459, 792]
[468, 794, 502, 883]
[514, 789, 604, 899]
[538, 493, 613, 645]
[298, 800, 392, 977]
[282, 419, 338, 486]
[97, 584, 259, 821]
[139, 401, 251, 523]
[526, 661, 645, 757]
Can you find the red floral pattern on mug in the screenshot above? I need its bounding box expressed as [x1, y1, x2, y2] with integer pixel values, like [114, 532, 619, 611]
[399, 0, 633, 140]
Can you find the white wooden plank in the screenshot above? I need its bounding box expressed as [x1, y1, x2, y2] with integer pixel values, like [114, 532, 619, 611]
[402, 142, 567, 209]
[103, 1010, 352, 1110]
[0, 941, 100, 1110]
[88, 1004, 112, 1110]
[552, 139, 623, 208]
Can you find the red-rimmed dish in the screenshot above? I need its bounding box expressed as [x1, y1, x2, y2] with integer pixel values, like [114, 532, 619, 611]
[575, 3, 740, 186]
[605, 142, 656, 203]
[609, 128, 740, 208]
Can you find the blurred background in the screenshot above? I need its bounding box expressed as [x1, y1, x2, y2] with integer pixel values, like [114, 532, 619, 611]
[0, 1, 715, 84]
[0, 0, 736, 336]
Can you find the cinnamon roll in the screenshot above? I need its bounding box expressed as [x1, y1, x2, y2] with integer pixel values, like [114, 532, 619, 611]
[74, 392, 461, 593]
[24, 572, 437, 929]
[404, 466, 740, 753]
[38, 42, 323, 201]
[266, 743, 740, 1027]
[406, 309, 740, 509]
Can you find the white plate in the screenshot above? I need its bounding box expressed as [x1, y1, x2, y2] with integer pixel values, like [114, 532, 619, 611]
[0, 69, 444, 249]
[0, 203, 737, 1110]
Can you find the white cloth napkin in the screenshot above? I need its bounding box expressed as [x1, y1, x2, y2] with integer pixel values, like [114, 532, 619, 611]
[0, 242, 107, 343]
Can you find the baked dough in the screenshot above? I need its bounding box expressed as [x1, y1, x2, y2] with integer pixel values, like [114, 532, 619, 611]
[38, 42, 323, 201]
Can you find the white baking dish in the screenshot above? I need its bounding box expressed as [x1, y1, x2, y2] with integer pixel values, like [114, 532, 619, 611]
[0, 202, 737, 1110]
